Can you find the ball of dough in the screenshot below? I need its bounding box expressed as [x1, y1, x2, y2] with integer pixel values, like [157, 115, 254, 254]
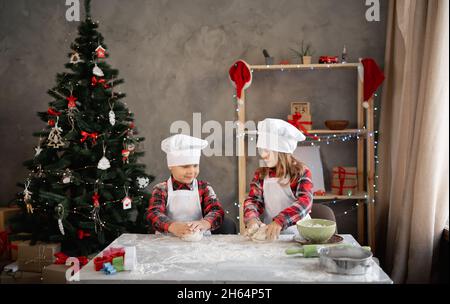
[245, 223, 260, 237]
[251, 224, 268, 242]
[181, 230, 203, 242]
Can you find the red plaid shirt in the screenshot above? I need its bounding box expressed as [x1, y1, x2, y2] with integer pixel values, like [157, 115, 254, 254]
[147, 177, 224, 233]
[244, 167, 313, 230]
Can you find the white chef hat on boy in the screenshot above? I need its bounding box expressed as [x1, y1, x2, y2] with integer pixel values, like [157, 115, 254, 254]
[257, 118, 306, 154]
[161, 134, 208, 167]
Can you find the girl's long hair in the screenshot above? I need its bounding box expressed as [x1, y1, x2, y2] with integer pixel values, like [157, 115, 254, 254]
[258, 152, 306, 185]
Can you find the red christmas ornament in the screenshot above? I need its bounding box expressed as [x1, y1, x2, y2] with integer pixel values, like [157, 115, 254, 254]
[92, 192, 100, 208]
[91, 76, 110, 88]
[66, 95, 78, 108]
[95, 45, 106, 58]
[47, 108, 61, 116]
[77, 229, 91, 240]
[129, 122, 135, 129]
[54, 252, 89, 267]
[80, 131, 98, 145]
[122, 149, 130, 162]
[48, 119, 55, 127]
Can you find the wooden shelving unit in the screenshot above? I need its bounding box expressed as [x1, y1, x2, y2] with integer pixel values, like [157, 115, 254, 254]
[236, 61, 376, 249]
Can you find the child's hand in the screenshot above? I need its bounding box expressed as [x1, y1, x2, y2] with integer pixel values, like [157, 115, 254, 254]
[168, 222, 192, 237]
[266, 221, 282, 241]
[187, 220, 211, 232]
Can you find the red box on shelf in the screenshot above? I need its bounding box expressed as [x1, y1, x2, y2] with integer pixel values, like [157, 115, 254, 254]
[319, 56, 339, 64]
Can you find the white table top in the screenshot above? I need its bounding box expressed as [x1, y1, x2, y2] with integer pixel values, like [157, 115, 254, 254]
[76, 233, 392, 284]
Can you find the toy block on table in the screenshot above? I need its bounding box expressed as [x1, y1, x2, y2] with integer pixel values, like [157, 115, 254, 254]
[102, 262, 117, 275]
[123, 246, 137, 271]
[94, 246, 125, 272]
[112, 256, 124, 272]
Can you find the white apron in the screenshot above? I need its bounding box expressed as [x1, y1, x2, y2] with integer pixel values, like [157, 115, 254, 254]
[166, 177, 202, 222]
[157, 177, 210, 235]
[263, 176, 311, 235]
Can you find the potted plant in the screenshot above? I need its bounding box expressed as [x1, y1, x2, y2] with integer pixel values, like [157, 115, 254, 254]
[290, 40, 314, 64]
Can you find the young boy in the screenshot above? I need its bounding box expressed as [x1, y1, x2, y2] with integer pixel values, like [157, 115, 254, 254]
[147, 134, 224, 237]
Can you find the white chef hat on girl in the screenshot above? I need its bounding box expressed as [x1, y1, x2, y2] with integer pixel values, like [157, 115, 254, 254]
[256, 118, 306, 154]
[161, 134, 208, 167]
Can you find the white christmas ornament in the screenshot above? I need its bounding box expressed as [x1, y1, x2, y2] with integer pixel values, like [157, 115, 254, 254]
[58, 219, 65, 235]
[23, 180, 32, 201]
[93, 64, 104, 77]
[137, 177, 149, 189]
[56, 204, 65, 236]
[70, 52, 82, 64]
[97, 143, 111, 170]
[109, 110, 116, 126]
[34, 146, 43, 157]
[122, 196, 132, 210]
[97, 156, 111, 170]
[62, 169, 72, 184]
[362, 101, 369, 109]
[47, 120, 65, 148]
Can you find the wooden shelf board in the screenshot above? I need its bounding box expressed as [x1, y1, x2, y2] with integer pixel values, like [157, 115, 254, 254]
[308, 129, 366, 134]
[313, 193, 368, 200]
[245, 129, 367, 136]
[250, 63, 360, 71]
[244, 192, 368, 201]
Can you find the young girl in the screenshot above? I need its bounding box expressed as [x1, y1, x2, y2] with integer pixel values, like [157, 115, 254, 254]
[147, 134, 224, 238]
[244, 118, 313, 241]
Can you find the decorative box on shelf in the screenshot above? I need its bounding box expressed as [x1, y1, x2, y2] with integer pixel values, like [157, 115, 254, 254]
[288, 113, 313, 131]
[288, 101, 313, 131]
[291, 101, 310, 115]
[331, 166, 358, 195]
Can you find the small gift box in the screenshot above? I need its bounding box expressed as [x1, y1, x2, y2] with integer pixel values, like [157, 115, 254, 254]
[331, 167, 358, 195]
[42, 264, 71, 284]
[17, 241, 61, 273]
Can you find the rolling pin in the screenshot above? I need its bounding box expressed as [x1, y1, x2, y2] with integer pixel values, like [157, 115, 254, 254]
[285, 245, 371, 258]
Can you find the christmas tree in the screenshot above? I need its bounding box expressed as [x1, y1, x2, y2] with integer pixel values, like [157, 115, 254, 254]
[13, 0, 153, 255]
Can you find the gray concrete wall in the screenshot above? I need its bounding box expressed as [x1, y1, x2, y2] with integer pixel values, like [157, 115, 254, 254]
[0, 0, 387, 235]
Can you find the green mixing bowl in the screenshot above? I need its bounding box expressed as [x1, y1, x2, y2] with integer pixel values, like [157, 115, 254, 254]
[296, 219, 336, 243]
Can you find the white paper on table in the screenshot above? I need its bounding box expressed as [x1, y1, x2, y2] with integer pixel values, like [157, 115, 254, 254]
[293, 146, 325, 192]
